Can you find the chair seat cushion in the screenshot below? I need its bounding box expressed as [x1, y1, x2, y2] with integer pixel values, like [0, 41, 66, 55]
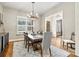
[63, 40, 75, 43]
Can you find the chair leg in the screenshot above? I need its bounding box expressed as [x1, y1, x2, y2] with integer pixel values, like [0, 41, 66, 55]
[49, 47, 52, 56]
[25, 41, 27, 48]
[32, 43, 35, 53]
[27, 41, 29, 52]
[39, 43, 43, 57]
[71, 44, 72, 48]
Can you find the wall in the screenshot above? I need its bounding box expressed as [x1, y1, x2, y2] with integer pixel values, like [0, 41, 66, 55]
[0, 5, 3, 13]
[33, 18, 41, 33]
[62, 3, 75, 39]
[2, 7, 41, 40]
[42, 2, 75, 39]
[45, 11, 63, 37]
[0, 4, 3, 33]
[75, 2, 79, 56]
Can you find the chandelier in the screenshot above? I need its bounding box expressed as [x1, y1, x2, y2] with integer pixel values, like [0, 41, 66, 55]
[27, 2, 39, 20]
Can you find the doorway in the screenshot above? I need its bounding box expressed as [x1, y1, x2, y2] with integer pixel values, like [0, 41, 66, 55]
[46, 21, 50, 32]
[56, 20, 62, 37]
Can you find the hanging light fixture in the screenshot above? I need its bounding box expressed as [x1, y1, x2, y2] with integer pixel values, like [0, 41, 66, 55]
[27, 2, 39, 20]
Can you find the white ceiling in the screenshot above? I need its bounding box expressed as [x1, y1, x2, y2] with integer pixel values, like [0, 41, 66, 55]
[0, 2, 60, 15]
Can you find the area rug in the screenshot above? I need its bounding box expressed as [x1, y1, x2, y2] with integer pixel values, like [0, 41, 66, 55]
[13, 41, 70, 57]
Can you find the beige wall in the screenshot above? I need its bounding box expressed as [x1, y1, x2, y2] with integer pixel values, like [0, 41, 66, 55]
[75, 2, 79, 56]
[0, 5, 3, 13]
[0, 5, 3, 33]
[3, 7, 27, 39]
[2, 7, 41, 39]
[33, 17, 41, 33]
[42, 2, 75, 39]
[63, 3, 75, 39]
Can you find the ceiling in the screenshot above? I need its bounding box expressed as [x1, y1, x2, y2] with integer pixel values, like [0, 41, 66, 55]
[0, 2, 60, 16]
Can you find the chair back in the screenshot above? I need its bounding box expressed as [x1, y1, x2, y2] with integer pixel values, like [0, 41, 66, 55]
[42, 32, 52, 51]
[71, 32, 75, 42]
[24, 32, 28, 40]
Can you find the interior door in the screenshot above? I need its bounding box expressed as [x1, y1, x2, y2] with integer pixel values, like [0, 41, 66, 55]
[56, 20, 62, 36]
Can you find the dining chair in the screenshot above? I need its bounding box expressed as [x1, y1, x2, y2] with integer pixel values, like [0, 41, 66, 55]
[23, 32, 28, 48]
[62, 32, 75, 50]
[37, 31, 43, 35]
[40, 32, 52, 57]
[24, 32, 36, 52]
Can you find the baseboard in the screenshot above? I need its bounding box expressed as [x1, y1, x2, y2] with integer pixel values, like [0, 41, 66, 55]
[9, 38, 24, 42]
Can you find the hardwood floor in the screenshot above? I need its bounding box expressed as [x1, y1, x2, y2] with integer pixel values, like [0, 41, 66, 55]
[0, 42, 13, 57]
[1, 37, 76, 57]
[51, 37, 76, 57]
[5, 42, 13, 57]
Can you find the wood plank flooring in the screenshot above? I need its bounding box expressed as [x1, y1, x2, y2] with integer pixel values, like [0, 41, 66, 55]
[1, 37, 76, 57]
[51, 37, 76, 57]
[0, 42, 13, 57]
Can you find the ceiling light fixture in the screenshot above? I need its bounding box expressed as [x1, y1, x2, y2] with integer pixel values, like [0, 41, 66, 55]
[27, 2, 39, 20]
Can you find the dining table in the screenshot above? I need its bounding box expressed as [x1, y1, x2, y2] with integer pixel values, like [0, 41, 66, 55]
[27, 34, 43, 51]
[28, 34, 43, 43]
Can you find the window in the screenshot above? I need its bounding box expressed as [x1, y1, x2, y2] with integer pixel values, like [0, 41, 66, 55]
[17, 16, 33, 34]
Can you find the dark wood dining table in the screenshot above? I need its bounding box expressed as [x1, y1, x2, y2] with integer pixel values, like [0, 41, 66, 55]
[28, 34, 43, 51]
[28, 34, 43, 43]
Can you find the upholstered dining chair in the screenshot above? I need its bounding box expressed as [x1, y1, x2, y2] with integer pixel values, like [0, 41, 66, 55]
[62, 32, 75, 50]
[40, 32, 52, 57]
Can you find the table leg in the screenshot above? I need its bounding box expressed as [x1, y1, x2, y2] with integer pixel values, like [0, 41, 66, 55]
[32, 43, 35, 51]
[67, 43, 68, 50]
[63, 41, 64, 47]
[71, 44, 72, 48]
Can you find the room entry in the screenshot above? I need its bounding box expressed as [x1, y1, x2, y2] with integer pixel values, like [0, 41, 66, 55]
[46, 21, 50, 32]
[56, 20, 62, 36]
